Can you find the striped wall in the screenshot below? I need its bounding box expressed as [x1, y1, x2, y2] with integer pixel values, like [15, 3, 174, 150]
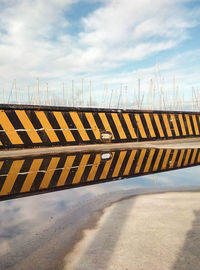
[1, 147, 200, 200]
[0, 104, 200, 149]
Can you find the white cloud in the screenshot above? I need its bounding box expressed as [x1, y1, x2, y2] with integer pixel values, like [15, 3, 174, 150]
[0, 0, 199, 101]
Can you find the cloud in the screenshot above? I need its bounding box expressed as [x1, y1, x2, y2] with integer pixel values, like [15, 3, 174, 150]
[0, 0, 199, 99]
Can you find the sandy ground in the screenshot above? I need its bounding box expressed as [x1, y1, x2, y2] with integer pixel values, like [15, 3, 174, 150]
[1, 137, 200, 158]
[64, 192, 200, 270]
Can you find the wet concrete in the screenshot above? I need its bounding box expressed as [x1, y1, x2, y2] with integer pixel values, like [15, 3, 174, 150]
[1, 137, 200, 158]
[1, 151, 200, 269]
[64, 192, 200, 270]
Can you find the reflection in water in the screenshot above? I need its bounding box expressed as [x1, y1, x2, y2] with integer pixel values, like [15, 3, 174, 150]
[0, 148, 200, 269]
[0, 147, 200, 200]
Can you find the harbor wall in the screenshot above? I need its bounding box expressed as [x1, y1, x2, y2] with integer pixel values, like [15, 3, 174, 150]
[0, 104, 200, 149]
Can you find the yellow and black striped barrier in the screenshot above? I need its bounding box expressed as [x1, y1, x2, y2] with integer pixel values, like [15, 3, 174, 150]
[0, 104, 200, 149]
[0, 147, 200, 201]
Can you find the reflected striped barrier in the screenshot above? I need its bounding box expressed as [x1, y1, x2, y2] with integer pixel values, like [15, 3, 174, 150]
[0, 147, 200, 201]
[0, 104, 200, 149]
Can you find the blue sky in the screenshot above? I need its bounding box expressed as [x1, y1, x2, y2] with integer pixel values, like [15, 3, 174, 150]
[0, 0, 200, 106]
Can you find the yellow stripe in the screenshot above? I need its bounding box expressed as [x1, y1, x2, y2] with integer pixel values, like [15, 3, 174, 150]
[135, 149, 147, 174]
[21, 159, 43, 192]
[85, 113, 100, 140]
[135, 114, 147, 138]
[198, 116, 200, 131]
[70, 112, 90, 141]
[35, 111, 59, 143]
[197, 151, 200, 163]
[144, 114, 156, 137]
[0, 141, 2, 146]
[39, 157, 60, 189]
[143, 149, 155, 173]
[153, 114, 164, 137]
[190, 149, 198, 165]
[177, 150, 185, 167]
[178, 114, 186, 136]
[123, 150, 137, 175]
[161, 149, 171, 170]
[192, 115, 199, 135]
[170, 114, 180, 137]
[87, 154, 101, 182]
[53, 112, 75, 142]
[183, 149, 191, 166]
[0, 160, 24, 196]
[100, 152, 115, 179]
[162, 114, 172, 137]
[15, 110, 42, 143]
[99, 113, 114, 139]
[57, 156, 76, 186]
[153, 149, 163, 171]
[169, 149, 178, 168]
[123, 113, 137, 139]
[0, 161, 3, 170]
[111, 113, 126, 139]
[72, 154, 90, 184]
[112, 151, 127, 177]
[185, 114, 193, 135]
[0, 110, 23, 144]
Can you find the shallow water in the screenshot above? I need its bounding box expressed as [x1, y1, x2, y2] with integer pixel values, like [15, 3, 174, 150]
[0, 147, 200, 269]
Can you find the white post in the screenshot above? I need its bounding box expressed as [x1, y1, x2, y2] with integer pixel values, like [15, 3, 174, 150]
[89, 80, 92, 107]
[72, 80, 74, 107]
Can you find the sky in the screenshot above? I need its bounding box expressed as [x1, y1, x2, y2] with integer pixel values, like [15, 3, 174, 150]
[0, 0, 200, 107]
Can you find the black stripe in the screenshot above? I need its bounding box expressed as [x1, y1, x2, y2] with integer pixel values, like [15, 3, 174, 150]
[144, 149, 156, 173]
[49, 155, 66, 187]
[157, 150, 166, 171]
[118, 150, 131, 176]
[12, 158, 33, 193]
[140, 113, 151, 139]
[189, 115, 195, 135]
[106, 151, 120, 179]
[183, 114, 189, 135]
[30, 157, 51, 191]
[194, 115, 200, 135]
[106, 113, 120, 142]
[189, 149, 197, 165]
[81, 113, 96, 142]
[149, 149, 159, 171]
[129, 149, 140, 175]
[31, 111, 52, 146]
[117, 113, 130, 141]
[10, 111, 33, 145]
[0, 114, 16, 147]
[122, 114, 137, 141]
[132, 115, 142, 140]
[194, 149, 200, 164]
[81, 153, 95, 183]
[167, 114, 176, 138]
[176, 114, 183, 137]
[94, 153, 109, 180]
[0, 160, 13, 190]
[159, 114, 168, 138]
[93, 112, 105, 132]
[151, 114, 161, 139]
[63, 112, 81, 144]
[66, 153, 83, 184]
[47, 111, 65, 143]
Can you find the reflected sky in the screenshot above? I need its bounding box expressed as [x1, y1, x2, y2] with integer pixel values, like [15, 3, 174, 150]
[1, 148, 200, 269]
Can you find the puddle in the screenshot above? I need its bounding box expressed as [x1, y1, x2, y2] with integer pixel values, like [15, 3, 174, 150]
[0, 147, 200, 269]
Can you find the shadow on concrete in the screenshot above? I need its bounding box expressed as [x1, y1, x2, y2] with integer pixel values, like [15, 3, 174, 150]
[171, 209, 200, 270]
[72, 197, 136, 270]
